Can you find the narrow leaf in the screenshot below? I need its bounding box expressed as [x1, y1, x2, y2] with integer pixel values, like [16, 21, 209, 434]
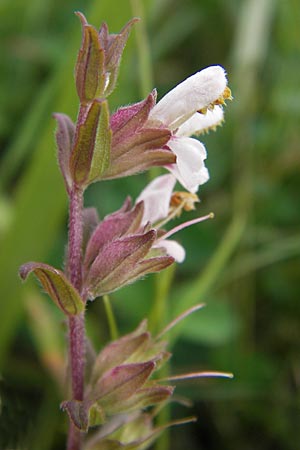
[70, 101, 102, 185]
[88, 100, 112, 183]
[53, 113, 75, 193]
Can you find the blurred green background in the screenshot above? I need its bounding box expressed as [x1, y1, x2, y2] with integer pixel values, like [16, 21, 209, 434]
[0, 0, 299, 449]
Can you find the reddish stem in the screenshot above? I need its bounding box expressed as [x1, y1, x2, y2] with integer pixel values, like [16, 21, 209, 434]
[68, 187, 84, 290]
[67, 186, 85, 450]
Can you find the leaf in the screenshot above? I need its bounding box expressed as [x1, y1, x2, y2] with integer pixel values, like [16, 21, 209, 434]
[61, 400, 90, 431]
[53, 113, 75, 193]
[106, 385, 174, 415]
[91, 332, 150, 383]
[19, 262, 84, 316]
[88, 100, 112, 183]
[92, 362, 155, 409]
[85, 231, 156, 298]
[70, 100, 111, 186]
[83, 201, 144, 272]
[110, 91, 156, 144]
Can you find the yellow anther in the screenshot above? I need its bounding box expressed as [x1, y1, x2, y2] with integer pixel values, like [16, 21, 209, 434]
[170, 192, 200, 213]
[198, 86, 232, 113]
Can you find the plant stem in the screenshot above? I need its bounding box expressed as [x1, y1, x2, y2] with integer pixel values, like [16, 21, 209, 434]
[68, 187, 84, 290]
[67, 186, 85, 450]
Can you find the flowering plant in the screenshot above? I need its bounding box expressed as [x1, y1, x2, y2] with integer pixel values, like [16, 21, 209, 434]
[19, 12, 232, 450]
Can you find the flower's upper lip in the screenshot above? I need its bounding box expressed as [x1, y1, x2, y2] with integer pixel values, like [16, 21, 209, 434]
[149, 65, 227, 130]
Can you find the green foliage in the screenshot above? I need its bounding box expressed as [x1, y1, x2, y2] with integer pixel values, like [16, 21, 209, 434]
[0, 0, 299, 449]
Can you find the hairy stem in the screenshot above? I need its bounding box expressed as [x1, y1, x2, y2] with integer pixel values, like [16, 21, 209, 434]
[67, 186, 85, 450]
[68, 187, 84, 290]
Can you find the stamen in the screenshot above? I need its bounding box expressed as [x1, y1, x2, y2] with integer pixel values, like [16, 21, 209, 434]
[194, 116, 225, 136]
[214, 86, 233, 105]
[198, 86, 232, 113]
[154, 202, 186, 229]
[170, 191, 199, 212]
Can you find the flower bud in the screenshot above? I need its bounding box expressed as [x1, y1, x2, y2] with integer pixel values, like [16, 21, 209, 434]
[75, 12, 105, 103]
[98, 18, 139, 97]
[75, 13, 138, 102]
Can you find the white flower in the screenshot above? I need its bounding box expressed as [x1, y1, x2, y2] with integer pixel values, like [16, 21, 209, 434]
[150, 66, 227, 129]
[149, 66, 229, 193]
[166, 137, 209, 194]
[136, 173, 176, 224]
[136, 174, 212, 263]
[137, 174, 185, 262]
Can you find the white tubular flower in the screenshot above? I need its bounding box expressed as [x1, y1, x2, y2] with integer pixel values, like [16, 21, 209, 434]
[148, 66, 230, 193]
[136, 174, 212, 263]
[149, 66, 227, 130]
[136, 174, 176, 224]
[137, 174, 186, 262]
